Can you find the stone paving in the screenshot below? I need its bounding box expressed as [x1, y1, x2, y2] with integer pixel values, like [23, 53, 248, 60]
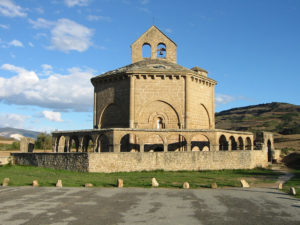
[0, 187, 299, 225]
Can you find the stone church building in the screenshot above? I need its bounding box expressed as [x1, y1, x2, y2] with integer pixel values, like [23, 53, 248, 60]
[13, 26, 278, 172]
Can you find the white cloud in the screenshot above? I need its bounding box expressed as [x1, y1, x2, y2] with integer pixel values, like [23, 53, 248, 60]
[41, 64, 52, 70]
[28, 18, 54, 29]
[0, 0, 26, 17]
[140, 0, 150, 5]
[29, 18, 93, 53]
[28, 42, 34, 47]
[50, 18, 93, 52]
[42, 111, 63, 122]
[0, 113, 28, 128]
[215, 94, 235, 105]
[87, 15, 111, 22]
[64, 0, 89, 7]
[0, 64, 94, 111]
[8, 39, 23, 47]
[0, 24, 8, 29]
[165, 28, 173, 34]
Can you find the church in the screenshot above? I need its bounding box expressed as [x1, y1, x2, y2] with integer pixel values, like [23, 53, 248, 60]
[14, 26, 278, 172]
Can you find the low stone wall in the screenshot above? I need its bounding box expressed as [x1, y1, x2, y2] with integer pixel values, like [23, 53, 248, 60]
[11, 150, 268, 173]
[88, 150, 268, 173]
[11, 153, 89, 172]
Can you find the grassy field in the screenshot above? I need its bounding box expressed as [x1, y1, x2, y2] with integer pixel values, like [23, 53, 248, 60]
[0, 165, 282, 188]
[283, 170, 300, 198]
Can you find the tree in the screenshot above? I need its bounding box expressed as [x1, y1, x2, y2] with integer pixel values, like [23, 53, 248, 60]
[35, 133, 52, 150]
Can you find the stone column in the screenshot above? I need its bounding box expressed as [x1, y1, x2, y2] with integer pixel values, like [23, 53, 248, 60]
[186, 143, 191, 152]
[185, 76, 191, 129]
[163, 144, 168, 152]
[129, 75, 135, 128]
[93, 91, 97, 128]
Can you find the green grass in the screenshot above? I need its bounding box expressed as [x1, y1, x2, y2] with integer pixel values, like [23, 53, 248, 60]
[0, 165, 282, 188]
[283, 170, 300, 198]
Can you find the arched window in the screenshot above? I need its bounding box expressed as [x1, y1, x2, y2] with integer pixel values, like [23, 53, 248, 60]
[142, 43, 151, 58]
[157, 117, 164, 129]
[157, 43, 166, 58]
[219, 135, 228, 151]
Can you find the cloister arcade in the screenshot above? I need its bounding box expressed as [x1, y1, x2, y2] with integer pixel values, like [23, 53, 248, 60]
[52, 129, 258, 154]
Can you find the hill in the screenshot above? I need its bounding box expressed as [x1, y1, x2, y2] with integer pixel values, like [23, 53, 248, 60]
[215, 102, 300, 152]
[0, 127, 40, 140]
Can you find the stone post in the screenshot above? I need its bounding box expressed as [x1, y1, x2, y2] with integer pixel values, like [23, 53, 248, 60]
[186, 143, 191, 152]
[163, 144, 168, 152]
[129, 75, 135, 128]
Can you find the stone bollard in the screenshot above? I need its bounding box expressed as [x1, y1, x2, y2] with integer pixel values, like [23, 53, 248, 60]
[32, 180, 39, 187]
[240, 179, 250, 188]
[56, 179, 63, 188]
[183, 182, 190, 189]
[117, 179, 123, 188]
[278, 182, 283, 190]
[85, 183, 93, 188]
[152, 178, 159, 187]
[211, 182, 218, 189]
[289, 187, 296, 196]
[2, 178, 10, 186]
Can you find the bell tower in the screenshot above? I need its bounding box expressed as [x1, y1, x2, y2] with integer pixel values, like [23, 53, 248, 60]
[131, 26, 177, 64]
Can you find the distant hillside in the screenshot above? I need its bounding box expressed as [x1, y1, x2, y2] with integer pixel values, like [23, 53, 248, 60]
[215, 102, 300, 134]
[0, 127, 40, 140]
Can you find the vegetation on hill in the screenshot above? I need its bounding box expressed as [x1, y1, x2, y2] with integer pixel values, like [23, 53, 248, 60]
[216, 102, 300, 134]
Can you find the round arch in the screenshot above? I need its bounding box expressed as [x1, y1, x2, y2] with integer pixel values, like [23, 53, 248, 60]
[96, 134, 109, 152]
[144, 134, 164, 152]
[120, 134, 140, 152]
[219, 135, 228, 151]
[191, 134, 210, 151]
[229, 136, 237, 150]
[167, 134, 187, 152]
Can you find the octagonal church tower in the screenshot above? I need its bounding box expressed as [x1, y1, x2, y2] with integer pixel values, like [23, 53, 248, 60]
[91, 26, 217, 130]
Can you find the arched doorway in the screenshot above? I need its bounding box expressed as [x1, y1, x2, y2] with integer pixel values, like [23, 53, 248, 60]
[96, 134, 109, 152]
[267, 140, 272, 162]
[120, 134, 140, 152]
[245, 137, 252, 150]
[238, 137, 244, 150]
[167, 134, 187, 152]
[82, 135, 94, 152]
[219, 135, 228, 151]
[191, 134, 210, 151]
[69, 136, 79, 152]
[144, 134, 164, 152]
[229, 136, 237, 150]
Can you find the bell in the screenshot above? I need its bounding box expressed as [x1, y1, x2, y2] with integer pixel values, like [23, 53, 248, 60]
[159, 51, 163, 56]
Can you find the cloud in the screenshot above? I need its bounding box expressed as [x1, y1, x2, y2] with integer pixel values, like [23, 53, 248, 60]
[0, 24, 8, 29]
[28, 42, 34, 47]
[29, 18, 93, 53]
[50, 18, 93, 52]
[42, 111, 63, 122]
[64, 0, 89, 7]
[215, 94, 235, 105]
[8, 39, 23, 47]
[140, 0, 150, 5]
[0, 64, 94, 111]
[0, 0, 26, 17]
[41, 64, 52, 70]
[165, 28, 173, 34]
[0, 113, 28, 128]
[87, 15, 111, 22]
[28, 18, 54, 29]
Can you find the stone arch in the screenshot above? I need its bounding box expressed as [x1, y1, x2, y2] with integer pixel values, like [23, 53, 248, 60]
[99, 103, 123, 128]
[200, 104, 211, 129]
[120, 134, 140, 152]
[157, 42, 166, 58]
[191, 134, 210, 151]
[138, 100, 180, 129]
[229, 136, 237, 150]
[267, 139, 272, 162]
[96, 134, 109, 152]
[82, 135, 94, 152]
[219, 135, 228, 151]
[245, 137, 252, 150]
[144, 134, 164, 152]
[142, 43, 151, 58]
[167, 134, 187, 152]
[69, 136, 79, 152]
[57, 136, 67, 152]
[238, 137, 244, 150]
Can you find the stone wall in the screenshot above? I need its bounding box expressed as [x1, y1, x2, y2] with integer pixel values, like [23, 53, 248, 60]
[11, 150, 268, 173]
[89, 150, 268, 173]
[11, 153, 89, 172]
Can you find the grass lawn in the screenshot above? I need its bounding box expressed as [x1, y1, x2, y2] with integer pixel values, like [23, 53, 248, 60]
[0, 165, 282, 188]
[283, 170, 300, 198]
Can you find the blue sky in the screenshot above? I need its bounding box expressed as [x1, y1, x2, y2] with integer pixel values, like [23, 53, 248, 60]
[0, 0, 299, 132]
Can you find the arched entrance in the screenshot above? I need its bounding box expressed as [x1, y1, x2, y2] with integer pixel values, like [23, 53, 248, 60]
[219, 135, 228, 151]
[82, 135, 94, 152]
[96, 134, 109, 152]
[191, 134, 210, 151]
[120, 134, 140, 152]
[229, 136, 237, 150]
[69, 136, 79, 152]
[167, 134, 187, 152]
